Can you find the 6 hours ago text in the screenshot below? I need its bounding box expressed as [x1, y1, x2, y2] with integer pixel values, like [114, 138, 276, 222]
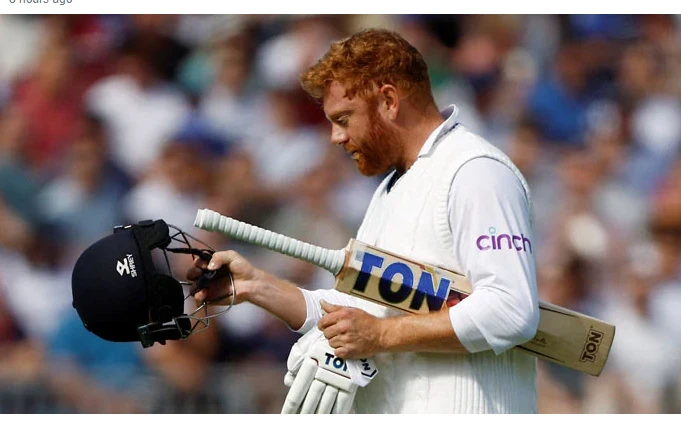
[8, 0, 73, 4]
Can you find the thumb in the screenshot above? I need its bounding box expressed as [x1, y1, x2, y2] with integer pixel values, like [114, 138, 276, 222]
[320, 300, 341, 314]
[207, 250, 240, 270]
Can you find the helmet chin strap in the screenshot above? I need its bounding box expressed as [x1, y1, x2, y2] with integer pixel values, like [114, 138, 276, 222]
[137, 319, 191, 348]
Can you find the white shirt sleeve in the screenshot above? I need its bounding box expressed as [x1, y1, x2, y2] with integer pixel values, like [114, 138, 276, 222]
[447, 158, 540, 354]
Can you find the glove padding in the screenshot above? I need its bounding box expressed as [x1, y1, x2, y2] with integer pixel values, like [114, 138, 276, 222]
[282, 327, 377, 414]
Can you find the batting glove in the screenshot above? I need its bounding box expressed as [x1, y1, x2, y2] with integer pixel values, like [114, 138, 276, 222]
[281, 328, 378, 414]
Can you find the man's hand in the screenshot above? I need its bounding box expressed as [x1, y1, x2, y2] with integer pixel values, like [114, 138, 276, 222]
[186, 250, 263, 306]
[318, 301, 387, 359]
[187, 249, 309, 331]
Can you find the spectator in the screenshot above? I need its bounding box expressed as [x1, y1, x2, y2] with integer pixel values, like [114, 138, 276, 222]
[0, 106, 43, 230]
[85, 33, 190, 180]
[527, 42, 592, 147]
[255, 16, 338, 93]
[0, 225, 73, 344]
[0, 16, 46, 96]
[45, 310, 150, 413]
[600, 254, 681, 413]
[11, 43, 82, 176]
[0, 287, 45, 413]
[234, 86, 328, 214]
[199, 27, 268, 149]
[38, 114, 130, 253]
[122, 111, 225, 229]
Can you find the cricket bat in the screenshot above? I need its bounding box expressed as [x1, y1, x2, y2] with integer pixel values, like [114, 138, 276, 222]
[194, 209, 615, 376]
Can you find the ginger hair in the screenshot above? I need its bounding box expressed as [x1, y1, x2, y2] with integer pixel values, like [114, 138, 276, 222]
[300, 28, 435, 107]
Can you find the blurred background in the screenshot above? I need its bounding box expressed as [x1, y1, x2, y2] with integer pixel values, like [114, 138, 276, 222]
[0, 14, 681, 414]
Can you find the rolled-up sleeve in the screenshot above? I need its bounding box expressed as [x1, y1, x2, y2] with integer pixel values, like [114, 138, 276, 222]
[447, 158, 539, 354]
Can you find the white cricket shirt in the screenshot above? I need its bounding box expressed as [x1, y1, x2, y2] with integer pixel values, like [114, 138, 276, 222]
[297, 105, 539, 413]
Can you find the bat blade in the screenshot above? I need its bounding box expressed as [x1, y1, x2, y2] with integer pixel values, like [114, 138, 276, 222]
[334, 239, 615, 376]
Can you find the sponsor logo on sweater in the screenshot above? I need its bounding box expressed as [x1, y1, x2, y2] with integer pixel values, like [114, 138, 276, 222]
[476, 227, 532, 253]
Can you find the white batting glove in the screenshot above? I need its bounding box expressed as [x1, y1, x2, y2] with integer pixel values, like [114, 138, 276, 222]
[282, 328, 377, 414]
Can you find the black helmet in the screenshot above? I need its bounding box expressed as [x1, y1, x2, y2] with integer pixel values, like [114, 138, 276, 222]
[71, 219, 233, 348]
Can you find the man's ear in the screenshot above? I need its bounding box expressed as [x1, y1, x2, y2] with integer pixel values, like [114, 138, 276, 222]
[378, 84, 399, 121]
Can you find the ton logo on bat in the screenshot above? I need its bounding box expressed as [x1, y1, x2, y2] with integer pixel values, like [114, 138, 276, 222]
[580, 328, 604, 362]
[352, 251, 450, 312]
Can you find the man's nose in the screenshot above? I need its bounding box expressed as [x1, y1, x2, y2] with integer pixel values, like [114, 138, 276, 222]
[330, 125, 349, 146]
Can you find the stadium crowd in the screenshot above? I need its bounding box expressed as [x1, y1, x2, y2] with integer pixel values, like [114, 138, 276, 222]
[1, 14, 681, 413]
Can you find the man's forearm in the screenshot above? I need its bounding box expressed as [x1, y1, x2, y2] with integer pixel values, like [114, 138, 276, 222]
[380, 308, 470, 354]
[244, 271, 308, 331]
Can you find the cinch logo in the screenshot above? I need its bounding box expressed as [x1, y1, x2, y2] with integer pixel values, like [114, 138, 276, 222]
[476, 227, 532, 253]
[352, 252, 450, 312]
[116, 254, 138, 277]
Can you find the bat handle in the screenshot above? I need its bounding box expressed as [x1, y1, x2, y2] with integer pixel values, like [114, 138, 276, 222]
[194, 209, 345, 276]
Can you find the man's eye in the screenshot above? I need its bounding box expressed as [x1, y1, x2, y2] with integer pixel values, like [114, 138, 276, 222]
[337, 117, 348, 125]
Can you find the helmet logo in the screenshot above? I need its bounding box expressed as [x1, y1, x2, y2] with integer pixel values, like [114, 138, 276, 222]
[116, 254, 137, 277]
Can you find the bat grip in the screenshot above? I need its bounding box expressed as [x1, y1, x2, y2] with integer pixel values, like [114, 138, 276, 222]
[194, 209, 345, 276]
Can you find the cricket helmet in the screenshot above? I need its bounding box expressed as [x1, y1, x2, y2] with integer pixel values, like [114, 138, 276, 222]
[71, 219, 233, 348]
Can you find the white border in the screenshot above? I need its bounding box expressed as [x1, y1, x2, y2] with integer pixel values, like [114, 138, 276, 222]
[0, 413, 678, 421]
[0, 4, 680, 420]
[0, 1, 679, 14]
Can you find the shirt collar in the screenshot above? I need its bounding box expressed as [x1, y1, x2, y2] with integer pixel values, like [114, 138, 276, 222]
[417, 104, 460, 158]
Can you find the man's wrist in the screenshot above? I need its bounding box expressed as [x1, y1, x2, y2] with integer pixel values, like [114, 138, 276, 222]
[240, 268, 309, 332]
[377, 316, 398, 353]
[242, 269, 269, 304]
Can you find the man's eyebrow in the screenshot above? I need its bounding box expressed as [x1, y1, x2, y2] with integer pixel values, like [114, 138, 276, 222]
[326, 109, 352, 121]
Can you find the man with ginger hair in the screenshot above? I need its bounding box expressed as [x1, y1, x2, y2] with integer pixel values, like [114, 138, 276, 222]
[189, 28, 540, 413]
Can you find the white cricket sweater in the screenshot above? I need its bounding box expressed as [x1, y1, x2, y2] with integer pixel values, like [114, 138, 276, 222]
[297, 105, 539, 413]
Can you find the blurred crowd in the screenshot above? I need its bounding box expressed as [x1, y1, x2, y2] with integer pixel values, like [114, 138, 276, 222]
[1, 14, 681, 414]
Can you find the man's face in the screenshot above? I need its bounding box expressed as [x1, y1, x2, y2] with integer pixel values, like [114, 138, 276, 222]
[323, 81, 399, 176]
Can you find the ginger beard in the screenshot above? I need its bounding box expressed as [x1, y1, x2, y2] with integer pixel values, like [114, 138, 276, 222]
[350, 105, 402, 176]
